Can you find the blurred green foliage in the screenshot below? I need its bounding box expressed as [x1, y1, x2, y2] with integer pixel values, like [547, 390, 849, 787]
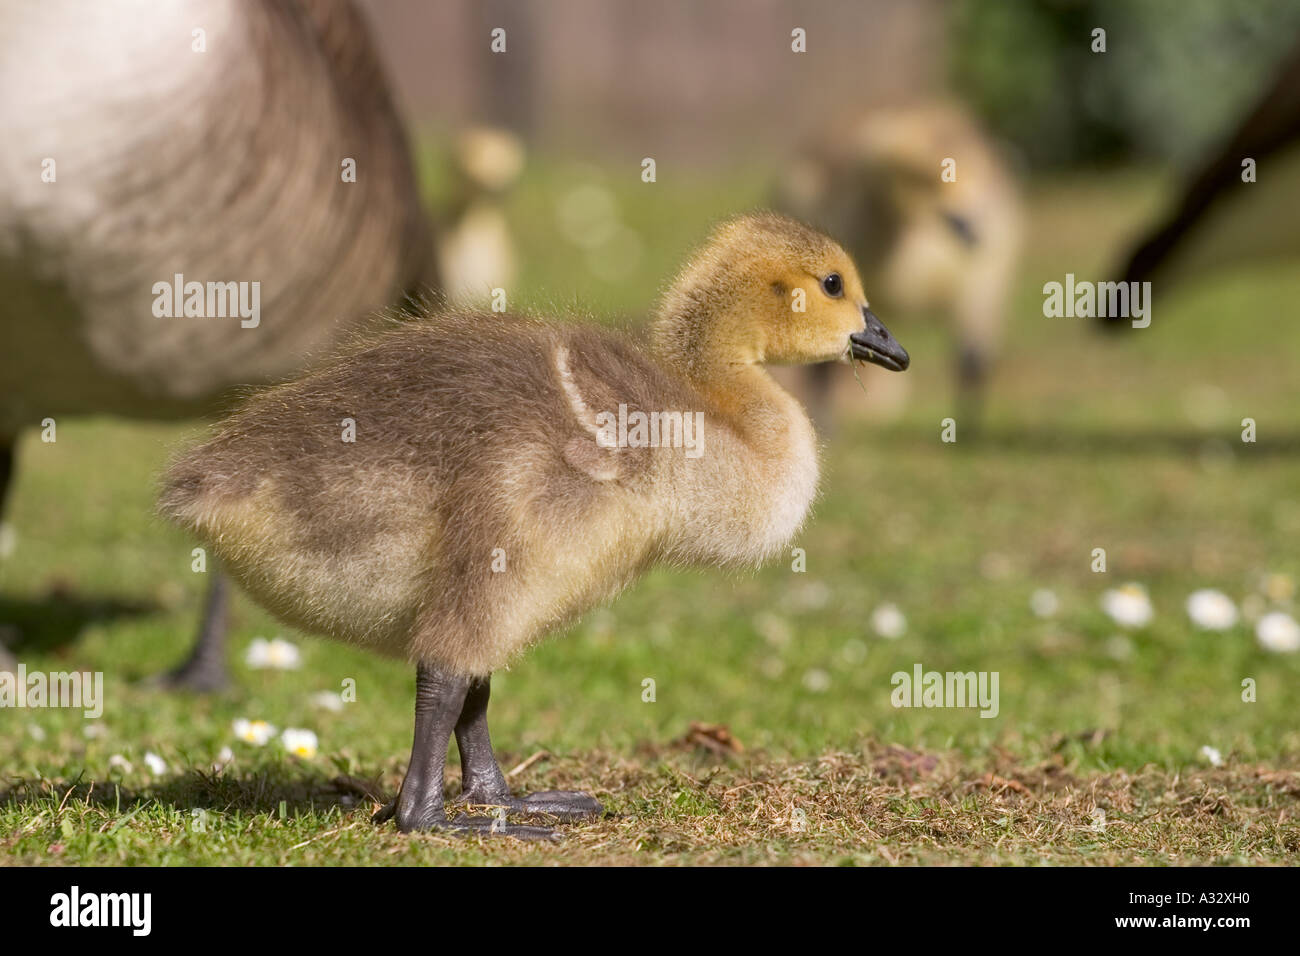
[950, 0, 1300, 168]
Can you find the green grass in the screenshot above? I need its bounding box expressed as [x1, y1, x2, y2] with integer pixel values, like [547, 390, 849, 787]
[2, 160, 1299, 864]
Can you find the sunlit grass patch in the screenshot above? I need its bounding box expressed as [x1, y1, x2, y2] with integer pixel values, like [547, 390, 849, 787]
[1, 168, 1298, 864]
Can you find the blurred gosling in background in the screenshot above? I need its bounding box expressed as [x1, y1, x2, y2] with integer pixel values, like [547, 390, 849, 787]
[436, 126, 525, 308]
[775, 101, 1022, 431]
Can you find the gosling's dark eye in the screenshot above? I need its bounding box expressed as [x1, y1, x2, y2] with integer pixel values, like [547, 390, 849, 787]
[821, 273, 843, 298]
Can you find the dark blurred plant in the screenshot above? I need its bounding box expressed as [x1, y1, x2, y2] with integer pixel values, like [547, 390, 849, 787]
[950, 0, 1300, 168]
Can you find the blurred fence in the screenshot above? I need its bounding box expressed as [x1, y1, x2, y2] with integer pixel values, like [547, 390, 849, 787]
[357, 0, 945, 164]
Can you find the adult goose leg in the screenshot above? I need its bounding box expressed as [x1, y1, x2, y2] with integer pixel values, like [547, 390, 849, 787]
[155, 572, 230, 691]
[374, 664, 558, 839]
[0, 439, 15, 674]
[454, 674, 603, 822]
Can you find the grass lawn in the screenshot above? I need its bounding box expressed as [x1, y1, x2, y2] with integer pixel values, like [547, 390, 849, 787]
[1, 158, 1298, 865]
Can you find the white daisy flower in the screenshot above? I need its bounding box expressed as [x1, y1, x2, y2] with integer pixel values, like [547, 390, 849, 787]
[753, 612, 793, 648]
[143, 752, 167, 776]
[212, 746, 234, 771]
[871, 603, 907, 639]
[801, 669, 831, 693]
[311, 690, 345, 712]
[245, 637, 301, 670]
[281, 728, 318, 759]
[232, 718, 277, 746]
[1030, 589, 1060, 618]
[1200, 745, 1223, 767]
[1101, 584, 1153, 629]
[787, 580, 831, 611]
[1256, 611, 1300, 653]
[26, 723, 46, 742]
[1185, 589, 1238, 630]
[108, 754, 133, 774]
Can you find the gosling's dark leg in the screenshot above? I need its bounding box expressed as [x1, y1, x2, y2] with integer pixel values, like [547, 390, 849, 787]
[956, 345, 989, 435]
[453, 677, 510, 803]
[0, 438, 16, 675]
[373, 663, 558, 839]
[155, 571, 230, 691]
[454, 674, 603, 821]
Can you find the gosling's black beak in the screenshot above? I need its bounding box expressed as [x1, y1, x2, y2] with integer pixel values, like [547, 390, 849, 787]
[849, 308, 909, 372]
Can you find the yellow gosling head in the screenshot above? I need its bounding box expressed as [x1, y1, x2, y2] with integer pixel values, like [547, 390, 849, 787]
[653, 212, 909, 376]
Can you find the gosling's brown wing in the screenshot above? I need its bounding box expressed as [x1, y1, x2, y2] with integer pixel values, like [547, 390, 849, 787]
[552, 325, 705, 485]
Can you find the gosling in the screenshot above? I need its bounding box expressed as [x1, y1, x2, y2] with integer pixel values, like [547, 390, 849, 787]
[158, 213, 909, 838]
[776, 102, 1020, 427]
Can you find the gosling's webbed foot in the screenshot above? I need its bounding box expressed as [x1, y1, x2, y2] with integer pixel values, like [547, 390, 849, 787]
[375, 792, 444, 833]
[384, 666, 594, 841]
[459, 788, 604, 822]
[516, 790, 604, 821]
[371, 798, 559, 840]
[446, 813, 559, 841]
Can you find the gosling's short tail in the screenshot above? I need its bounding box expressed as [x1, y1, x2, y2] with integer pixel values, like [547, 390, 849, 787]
[157, 438, 257, 531]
